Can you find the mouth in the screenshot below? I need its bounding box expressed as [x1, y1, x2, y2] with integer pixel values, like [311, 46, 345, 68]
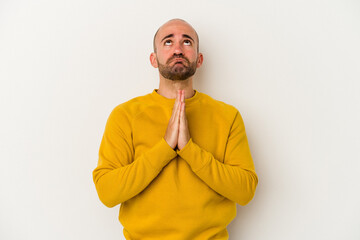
[168, 57, 188, 64]
[172, 59, 187, 66]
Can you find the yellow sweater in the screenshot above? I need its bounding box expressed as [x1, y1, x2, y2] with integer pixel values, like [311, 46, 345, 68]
[93, 89, 258, 240]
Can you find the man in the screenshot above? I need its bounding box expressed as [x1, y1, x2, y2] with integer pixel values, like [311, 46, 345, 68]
[93, 19, 258, 240]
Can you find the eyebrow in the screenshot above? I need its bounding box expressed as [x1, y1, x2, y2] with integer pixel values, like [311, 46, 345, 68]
[161, 34, 173, 42]
[160, 34, 195, 43]
[182, 34, 194, 42]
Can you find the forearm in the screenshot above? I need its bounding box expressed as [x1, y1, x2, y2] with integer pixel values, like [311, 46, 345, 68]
[93, 138, 177, 207]
[178, 139, 258, 205]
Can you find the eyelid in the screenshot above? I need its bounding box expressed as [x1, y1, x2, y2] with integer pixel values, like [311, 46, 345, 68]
[183, 39, 192, 45]
[164, 39, 172, 45]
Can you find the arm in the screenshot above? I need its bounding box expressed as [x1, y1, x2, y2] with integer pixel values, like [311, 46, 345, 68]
[177, 111, 258, 205]
[92, 107, 177, 208]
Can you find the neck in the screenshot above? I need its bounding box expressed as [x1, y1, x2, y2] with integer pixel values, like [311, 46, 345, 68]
[157, 75, 195, 99]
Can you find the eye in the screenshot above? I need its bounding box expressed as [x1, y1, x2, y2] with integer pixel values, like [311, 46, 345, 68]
[184, 40, 191, 46]
[164, 40, 172, 46]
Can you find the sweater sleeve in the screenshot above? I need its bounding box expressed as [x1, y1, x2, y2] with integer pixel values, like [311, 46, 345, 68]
[177, 111, 258, 206]
[93, 107, 177, 208]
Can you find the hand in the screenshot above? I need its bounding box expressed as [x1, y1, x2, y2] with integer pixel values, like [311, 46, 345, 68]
[164, 90, 181, 149]
[164, 90, 191, 150]
[178, 90, 190, 150]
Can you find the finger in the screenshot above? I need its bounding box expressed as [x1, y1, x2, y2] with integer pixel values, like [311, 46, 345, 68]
[175, 89, 180, 103]
[178, 90, 182, 109]
[180, 101, 183, 119]
[171, 90, 181, 119]
[180, 101, 186, 122]
[178, 100, 190, 150]
[174, 96, 181, 123]
[179, 91, 184, 119]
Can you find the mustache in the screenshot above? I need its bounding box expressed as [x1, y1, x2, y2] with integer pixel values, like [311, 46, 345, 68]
[166, 54, 190, 65]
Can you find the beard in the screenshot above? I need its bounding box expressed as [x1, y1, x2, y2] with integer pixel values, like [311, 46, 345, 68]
[157, 55, 197, 81]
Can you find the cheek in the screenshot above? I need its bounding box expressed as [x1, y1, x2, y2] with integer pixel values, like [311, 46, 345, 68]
[157, 54, 167, 63]
[158, 51, 172, 62]
[186, 52, 198, 61]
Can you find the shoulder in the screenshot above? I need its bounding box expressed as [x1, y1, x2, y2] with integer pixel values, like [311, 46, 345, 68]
[114, 92, 153, 113]
[197, 92, 247, 129]
[107, 92, 154, 123]
[197, 92, 239, 117]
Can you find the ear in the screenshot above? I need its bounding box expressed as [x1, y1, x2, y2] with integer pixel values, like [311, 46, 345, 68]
[150, 52, 158, 68]
[196, 53, 203, 68]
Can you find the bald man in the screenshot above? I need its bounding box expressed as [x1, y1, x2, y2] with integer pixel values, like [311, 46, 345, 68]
[93, 19, 258, 240]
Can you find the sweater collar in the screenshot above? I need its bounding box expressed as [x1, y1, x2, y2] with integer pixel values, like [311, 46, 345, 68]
[151, 89, 200, 108]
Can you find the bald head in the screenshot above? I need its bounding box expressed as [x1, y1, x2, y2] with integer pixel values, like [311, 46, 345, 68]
[153, 19, 199, 53]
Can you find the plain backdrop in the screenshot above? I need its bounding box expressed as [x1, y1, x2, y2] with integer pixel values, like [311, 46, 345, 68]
[1, 0, 359, 239]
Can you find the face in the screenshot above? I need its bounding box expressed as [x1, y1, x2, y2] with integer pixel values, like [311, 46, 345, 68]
[150, 20, 203, 81]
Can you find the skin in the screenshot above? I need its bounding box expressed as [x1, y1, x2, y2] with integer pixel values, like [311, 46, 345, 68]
[150, 19, 203, 150]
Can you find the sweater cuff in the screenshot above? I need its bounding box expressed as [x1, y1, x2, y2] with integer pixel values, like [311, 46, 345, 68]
[145, 138, 177, 171]
[177, 138, 210, 172]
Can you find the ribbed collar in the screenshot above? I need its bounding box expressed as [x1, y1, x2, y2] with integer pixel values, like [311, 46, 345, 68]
[150, 89, 200, 108]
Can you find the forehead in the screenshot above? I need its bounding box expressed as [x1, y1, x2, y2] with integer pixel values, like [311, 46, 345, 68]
[155, 21, 197, 43]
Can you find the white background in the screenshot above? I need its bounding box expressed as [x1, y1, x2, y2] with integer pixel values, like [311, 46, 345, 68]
[1, 0, 359, 239]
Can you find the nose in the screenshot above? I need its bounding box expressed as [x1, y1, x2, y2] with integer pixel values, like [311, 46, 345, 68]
[173, 41, 183, 55]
